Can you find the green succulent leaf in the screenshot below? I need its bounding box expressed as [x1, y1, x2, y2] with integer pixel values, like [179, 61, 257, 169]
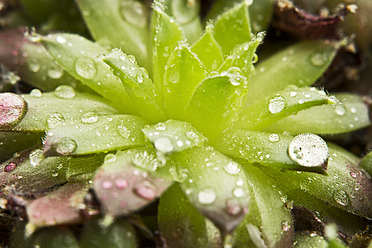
[76, 0, 150, 68]
[152, 1, 185, 100]
[236, 87, 334, 130]
[6, 91, 118, 133]
[259, 146, 372, 219]
[215, 129, 328, 172]
[79, 217, 137, 248]
[213, 0, 252, 55]
[142, 120, 207, 154]
[0, 147, 68, 193]
[43, 115, 148, 156]
[0, 132, 42, 162]
[191, 23, 224, 71]
[293, 233, 328, 248]
[29, 227, 80, 248]
[185, 74, 248, 139]
[163, 0, 202, 44]
[169, 146, 250, 234]
[103, 49, 165, 122]
[158, 183, 209, 248]
[163, 42, 207, 119]
[232, 162, 293, 248]
[360, 151, 372, 177]
[244, 41, 339, 106]
[93, 150, 172, 217]
[66, 154, 105, 181]
[26, 182, 87, 230]
[265, 94, 371, 135]
[40, 33, 135, 113]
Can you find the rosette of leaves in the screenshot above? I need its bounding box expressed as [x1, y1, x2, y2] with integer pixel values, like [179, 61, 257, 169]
[0, 0, 371, 247]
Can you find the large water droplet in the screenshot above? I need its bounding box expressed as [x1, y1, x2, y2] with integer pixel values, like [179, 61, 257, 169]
[29, 149, 44, 167]
[55, 137, 77, 155]
[333, 190, 351, 206]
[288, 133, 329, 167]
[54, 85, 76, 99]
[81, 112, 98, 124]
[120, 0, 147, 28]
[154, 137, 174, 154]
[198, 188, 217, 205]
[310, 52, 328, 66]
[268, 96, 286, 114]
[46, 113, 65, 128]
[224, 161, 241, 175]
[134, 180, 156, 200]
[4, 162, 17, 172]
[334, 105, 346, 116]
[75, 57, 97, 79]
[0, 93, 27, 128]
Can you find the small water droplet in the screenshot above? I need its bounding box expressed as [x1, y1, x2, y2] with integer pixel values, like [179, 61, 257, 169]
[47, 67, 63, 79]
[104, 153, 117, 163]
[350, 107, 357, 113]
[288, 133, 329, 167]
[137, 75, 144, 83]
[198, 188, 217, 205]
[75, 57, 97, 79]
[46, 113, 65, 128]
[0, 93, 27, 128]
[233, 187, 245, 198]
[310, 52, 328, 66]
[268, 134, 280, 142]
[4, 162, 17, 172]
[120, 0, 147, 28]
[290, 91, 297, 97]
[236, 178, 244, 186]
[54, 137, 77, 155]
[333, 190, 350, 206]
[81, 112, 98, 124]
[117, 125, 130, 138]
[54, 85, 76, 99]
[29, 149, 43, 167]
[268, 96, 286, 114]
[154, 137, 173, 154]
[28, 62, 40, 72]
[30, 89, 42, 97]
[168, 67, 180, 84]
[56, 35, 66, 44]
[334, 105, 346, 116]
[224, 161, 241, 175]
[134, 181, 156, 200]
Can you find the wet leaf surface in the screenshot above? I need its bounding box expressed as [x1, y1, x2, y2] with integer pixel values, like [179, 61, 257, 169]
[0, 93, 27, 128]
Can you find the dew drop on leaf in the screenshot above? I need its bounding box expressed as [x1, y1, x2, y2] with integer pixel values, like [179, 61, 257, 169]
[4, 162, 17, 172]
[134, 180, 156, 200]
[198, 188, 217, 205]
[120, 0, 147, 28]
[224, 161, 241, 175]
[334, 105, 346, 116]
[74, 57, 97, 79]
[104, 153, 117, 163]
[310, 52, 328, 66]
[46, 113, 65, 128]
[268, 134, 280, 142]
[0, 93, 27, 128]
[233, 187, 245, 198]
[268, 96, 286, 114]
[333, 190, 351, 207]
[288, 133, 329, 168]
[47, 67, 64, 79]
[54, 85, 76, 99]
[29, 149, 44, 167]
[30, 89, 42, 97]
[81, 112, 98, 124]
[55, 35, 66, 44]
[55, 137, 77, 155]
[117, 125, 130, 138]
[154, 137, 174, 154]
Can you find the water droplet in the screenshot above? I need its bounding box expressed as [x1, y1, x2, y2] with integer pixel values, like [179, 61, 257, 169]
[46, 113, 65, 128]
[268, 96, 286, 114]
[28, 62, 40, 72]
[117, 125, 130, 138]
[290, 91, 297, 97]
[198, 188, 217, 205]
[268, 134, 280, 142]
[102, 180, 113, 189]
[334, 105, 346, 116]
[310, 52, 328, 66]
[30, 89, 42, 97]
[4, 162, 17, 172]
[236, 178, 244, 186]
[81, 112, 98, 124]
[134, 181, 156, 200]
[75, 57, 97, 79]
[224, 161, 241, 175]
[304, 93, 311, 98]
[288, 133, 329, 167]
[333, 190, 350, 206]
[0, 93, 27, 128]
[54, 85, 76, 99]
[47, 67, 63, 79]
[226, 198, 242, 216]
[104, 153, 117, 163]
[350, 107, 357, 114]
[233, 187, 245, 198]
[168, 68, 179, 84]
[120, 0, 147, 28]
[54, 137, 77, 155]
[115, 178, 129, 189]
[154, 137, 173, 154]
[29, 149, 43, 167]
[56, 35, 66, 44]
[281, 220, 290, 232]
[137, 75, 144, 83]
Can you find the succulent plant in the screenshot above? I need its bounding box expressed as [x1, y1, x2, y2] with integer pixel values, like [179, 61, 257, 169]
[0, 0, 371, 247]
